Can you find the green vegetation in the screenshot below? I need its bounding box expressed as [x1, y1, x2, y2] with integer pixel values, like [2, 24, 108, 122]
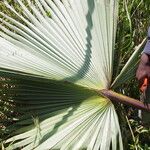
[0, 0, 150, 149]
[115, 0, 150, 149]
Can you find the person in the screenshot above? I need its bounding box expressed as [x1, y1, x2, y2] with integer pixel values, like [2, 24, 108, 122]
[136, 27, 150, 86]
[136, 28, 150, 124]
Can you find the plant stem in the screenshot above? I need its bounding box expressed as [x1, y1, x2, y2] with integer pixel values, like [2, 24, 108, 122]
[99, 89, 150, 112]
[126, 116, 138, 150]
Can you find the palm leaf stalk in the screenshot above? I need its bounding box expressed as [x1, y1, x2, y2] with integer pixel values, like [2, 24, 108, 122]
[100, 89, 150, 112]
[0, 0, 147, 149]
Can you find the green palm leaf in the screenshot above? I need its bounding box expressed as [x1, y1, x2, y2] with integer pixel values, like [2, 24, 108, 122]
[0, 0, 128, 149]
[0, 0, 118, 89]
[112, 38, 147, 88]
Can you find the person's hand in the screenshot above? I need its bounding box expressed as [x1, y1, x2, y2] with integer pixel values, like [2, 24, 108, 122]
[136, 53, 150, 86]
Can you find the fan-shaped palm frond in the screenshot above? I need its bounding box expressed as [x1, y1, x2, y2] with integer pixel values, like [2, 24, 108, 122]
[0, 0, 118, 89]
[0, 0, 140, 149]
[2, 78, 122, 150]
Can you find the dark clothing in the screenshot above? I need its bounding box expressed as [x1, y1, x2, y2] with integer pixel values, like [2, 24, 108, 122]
[144, 27, 150, 55]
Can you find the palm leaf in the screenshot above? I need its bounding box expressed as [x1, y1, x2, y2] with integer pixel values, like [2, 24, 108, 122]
[0, 0, 118, 89]
[1, 77, 123, 150]
[112, 38, 147, 88]
[0, 0, 124, 149]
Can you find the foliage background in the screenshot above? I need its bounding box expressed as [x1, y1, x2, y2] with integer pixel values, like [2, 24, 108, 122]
[0, 0, 150, 149]
[114, 0, 150, 149]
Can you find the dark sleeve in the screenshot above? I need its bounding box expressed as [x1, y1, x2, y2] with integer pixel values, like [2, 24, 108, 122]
[143, 27, 150, 55]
